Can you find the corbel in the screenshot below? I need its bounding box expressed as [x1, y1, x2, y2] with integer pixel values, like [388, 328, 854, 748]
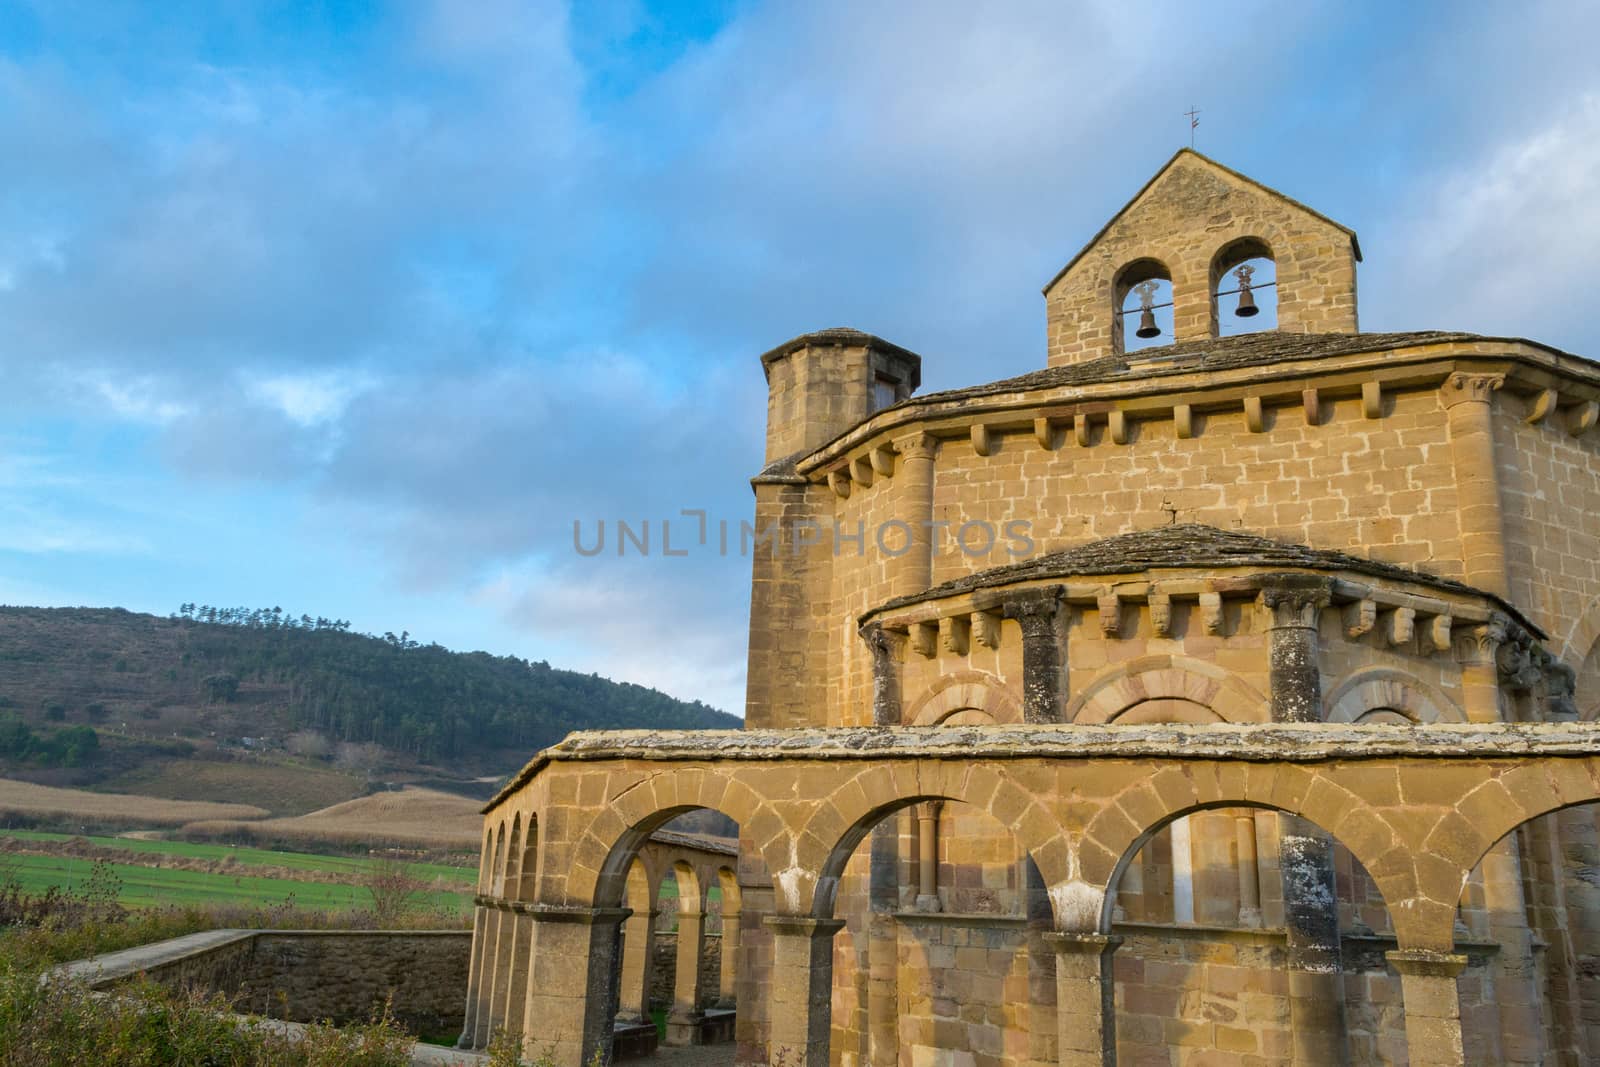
[1174, 403, 1194, 440]
[1428, 614, 1453, 652]
[1108, 410, 1129, 445]
[1096, 592, 1122, 637]
[1302, 388, 1320, 426]
[1343, 598, 1377, 639]
[1384, 607, 1416, 646]
[1074, 415, 1092, 448]
[870, 444, 896, 478]
[940, 614, 970, 656]
[909, 621, 938, 659]
[1524, 388, 1559, 425]
[971, 609, 1001, 650]
[1362, 380, 1383, 420]
[1244, 396, 1265, 434]
[1148, 589, 1173, 637]
[1199, 591, 1223, 635]
[1568, 401, 1599, 437]
[1033, 417, 1058, 451]
[971, 423, 994, 457]
[849, 454, 874, 488]
[827, 468, 851, 499]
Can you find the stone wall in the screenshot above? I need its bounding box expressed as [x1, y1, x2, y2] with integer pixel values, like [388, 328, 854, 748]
[80, 930, 471, 1036]
[649, 930, 722, 1010]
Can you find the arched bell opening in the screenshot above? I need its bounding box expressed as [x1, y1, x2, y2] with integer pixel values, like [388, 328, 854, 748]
[1210, 237, 1277, 337]
[1113, 258, 1174, 355]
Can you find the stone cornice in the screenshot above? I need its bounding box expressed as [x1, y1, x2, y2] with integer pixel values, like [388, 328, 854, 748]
[483, 721, 1600, 811]
[789, 339, 1599, 482]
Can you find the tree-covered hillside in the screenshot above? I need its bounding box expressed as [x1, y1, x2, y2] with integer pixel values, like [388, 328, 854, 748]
[0, 605, 740, 779]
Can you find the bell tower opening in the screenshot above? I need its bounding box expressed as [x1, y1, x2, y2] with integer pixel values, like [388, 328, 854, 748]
[1113, 258, 1173, 355]
[1211, 238, 1277, 338]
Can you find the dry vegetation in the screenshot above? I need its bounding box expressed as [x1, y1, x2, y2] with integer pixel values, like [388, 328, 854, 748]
[182, 787, 481, 850]
[0, 778, 268, 827]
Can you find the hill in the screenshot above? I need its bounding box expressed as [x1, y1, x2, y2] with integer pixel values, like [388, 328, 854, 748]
[0, 605, 740, 812]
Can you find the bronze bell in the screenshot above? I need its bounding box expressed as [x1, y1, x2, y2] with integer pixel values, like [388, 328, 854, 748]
[1135, 306, 1160, 339]
[1233, 264, 1259, 318]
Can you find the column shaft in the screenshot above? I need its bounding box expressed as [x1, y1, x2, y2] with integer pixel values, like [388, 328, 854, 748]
[518, 906, 629, 1067]
[500, 912, 534, 1040]
[459, 905, 489, 1047]
[1236, 814, 1262, 928]
[916, 803, 941, 912]
[667, 909, 708, 1045]
[1005, 588, 1066, 723]
[764, 917, 845, 1066]
[1479, 835, 1545, 1064]
[892, 433, 936, 598]
[1043, 932, 1120, 1067]
[618, 908, 657, 1022]
[1442, 372, 1509, 599]
[718, 910, 741, 1008]
[1388, 950, 1469, 1067]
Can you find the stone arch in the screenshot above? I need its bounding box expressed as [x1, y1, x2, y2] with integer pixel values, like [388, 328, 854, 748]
[1112, 256, 1173, 355]
[516, 814, 539, 899]
[1065, 655, 1269, 725]
[502, 814, 523, 897]
[1081, 767, 1417, 941]
[905, 670, 1021, 726]
[477, 824, 496, 894]
[1324, 667, 1462, 724]
[1559, 594, 1600, 719]
[670, 858, 703, 915]
[489, 820, 507, 895]
[566, 768, 772, 912]
[805, 761, 1072, 920]
[1456, 758, 1600, 898]
[1209, 235, 1276, 336]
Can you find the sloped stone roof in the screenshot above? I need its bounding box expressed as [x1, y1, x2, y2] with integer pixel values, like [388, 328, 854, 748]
[875, 523, 1536, 631]
[910, 330, 1489, 406]
[757, 327, 923, 368]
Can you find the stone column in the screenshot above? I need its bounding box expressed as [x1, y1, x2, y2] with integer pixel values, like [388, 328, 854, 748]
[1454, 617, 1540, 1064]
[915, 802, 942, 912]
[861, 622, 905, 726]
[867, 823, 899, 1067]
[518, 904, 631, 1067]
[500, 909, 534, 1041]
[1260, 579, 1348, 1066]
[475, 902, 507, 1047]
[1004, 587, 1066, 723]
[1386, 950, 1469, 1067]
[1236, 813, 1262, 928]
[717, 908, 741, 1008]
[459, 903, 490, 1048]
[764, 916, 846, 1066]
[617, 907, 658, 1023]
[893, 432, 937, 598]
[667, 906, 708, 1045]
[1441, 371, 1509, 600]
[1042, 932, 1121, 1067]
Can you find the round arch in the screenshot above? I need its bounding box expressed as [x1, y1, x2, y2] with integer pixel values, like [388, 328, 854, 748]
[905, 671, 1021, 726]
[1065, 655, 1269, 725]
[1324, 667, 1463, 724]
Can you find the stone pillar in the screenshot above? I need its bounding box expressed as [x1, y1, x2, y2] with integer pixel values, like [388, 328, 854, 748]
[1260, 579, 1348, 1066]
[861, 622, 905, 726]
[500, 910, 534, 1041]
[867, 823, 899, 1067]
[718, 908, 741, 1008]
[1236, 813, 1262, 928]
[915, 802, 942, 912]
[459, 904, 490, 1048]
[618, 907, 658, 1022]
[1456, 618, 1508, 724]
[1387, 949, 1469, 1067]
[518, 904, 631, 1067]
[475, 904, 506, 1047]
[1441, 371, 1510, 600]
[667, 906, 708, 1045]
[764, 916, 845, 1066]
[1004, 587, 1066, 723]
[1556, 807, 1600, 1061]
[735, 878, 775, 1065]
[1042, 932, 1121, 1067]
[893, 432, 937, 598]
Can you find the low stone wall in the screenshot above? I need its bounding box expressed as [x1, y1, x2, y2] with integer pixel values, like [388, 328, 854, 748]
[65, 929, 472, 1037]
[649, 931, 722, 1008]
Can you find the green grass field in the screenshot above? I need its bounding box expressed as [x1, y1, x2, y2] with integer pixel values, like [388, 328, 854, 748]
[2, 829, 473, 885]
[0, 830, 475, 912]
[1, 851, 473, 912]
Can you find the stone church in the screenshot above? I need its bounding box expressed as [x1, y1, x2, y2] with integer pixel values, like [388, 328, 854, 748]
[461, 151, 1600, 1066]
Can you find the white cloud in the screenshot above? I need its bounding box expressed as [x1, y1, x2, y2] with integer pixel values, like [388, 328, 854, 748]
[83, 372, 191, 424]
[247, 369, 373, 427]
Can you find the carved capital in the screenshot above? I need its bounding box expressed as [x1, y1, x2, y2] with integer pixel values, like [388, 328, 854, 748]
[1441, 372, 1506, 409]
[1453, 614, 1508, 667]
[1258, 578, 1333, 630]
[1001, 587, 1063, 639]
[894, 431, 938, 462]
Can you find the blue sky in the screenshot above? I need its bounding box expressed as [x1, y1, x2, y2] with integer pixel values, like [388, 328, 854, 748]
[2, 0, 1598, 714]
